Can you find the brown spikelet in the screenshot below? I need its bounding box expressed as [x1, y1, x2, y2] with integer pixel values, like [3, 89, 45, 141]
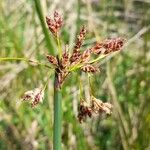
[31, 92, 41, 107]
[91, 42, 104, 55]
[77, 97, 113, 123]
[31, 89, 44, 108]
[91, 97, 113, 115]
[70, 51, 82, 64]
[91, 37, 125, 55]
[46, 11, 63, 36]
[103, 38, 125, 54]
[81, 64, 98, 73]
[46, 55, 58, 66]
[78, 100, 92, 123]
[70, 26, 87, 64]
[73, 26, 87, 52]
[81, 49, 91, 63]
[60, 45, 70, 69]
[54, 11, 63, 29]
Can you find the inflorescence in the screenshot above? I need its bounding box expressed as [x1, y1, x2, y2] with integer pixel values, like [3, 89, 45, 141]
[22, 11, 125, 122]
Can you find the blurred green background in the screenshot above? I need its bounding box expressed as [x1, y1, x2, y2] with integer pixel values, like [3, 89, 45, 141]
[0, 0, 150, 150]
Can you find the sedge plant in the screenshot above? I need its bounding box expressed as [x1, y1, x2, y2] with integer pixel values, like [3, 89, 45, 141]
[0, 11, 126, 150]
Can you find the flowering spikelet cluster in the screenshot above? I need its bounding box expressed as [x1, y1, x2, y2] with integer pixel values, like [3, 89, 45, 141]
[45, 11, 125, 89]
[46, 46, 70, 89]
[17, 11, 126, 125]
[22, 88, 44, 107]
[78, 100, 92, 123]
[47, 55, 58, 67]
[46, 11, 63, 36]
[91, 38, 125, 55]
[70, 26, 87, 64]
[20, 11, 125, 110]
[78, 96, 113, 123]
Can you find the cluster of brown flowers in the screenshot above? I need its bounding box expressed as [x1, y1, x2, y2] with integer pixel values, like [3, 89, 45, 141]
[46, 11, 63, 36]
[78, 96, 113, 123]
[21, 11, 125, 115]
[46, 11, 125, 89]
[22, 88, 44, 107]
[91, 38, 125, 55]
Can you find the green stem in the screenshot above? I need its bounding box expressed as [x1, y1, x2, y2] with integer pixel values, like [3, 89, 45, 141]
[88, 74, 94, 96]
[69, 54, 107, 72]
[53, 73, 62, 150]
[0, 57, 27, 61]
[88, 54, 106, 64]
[56, 35, 62, 59]
[0, 57, 52, 69]
[34, 0, 55, 55]
[79, 78, 83, 99]
[42, 72, 52, 91]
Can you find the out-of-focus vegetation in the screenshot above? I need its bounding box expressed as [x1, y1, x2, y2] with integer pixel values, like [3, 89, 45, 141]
[0, 0, 150, 149]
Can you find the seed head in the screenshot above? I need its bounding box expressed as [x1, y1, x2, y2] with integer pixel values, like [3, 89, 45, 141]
[46, 11, 63, 36]
[91, 37, 125, 55]
[22, 90, 34, 101]
[22, 88, 44, 107]
[31, 89, 44, 107]
[91, 97, 113, 115]
[81, 49, 91, 63]
[60, 45, 70, 69]
[78, 100, 92, 123]
[81, 64, 98, 73]
[47, 54, 58, 66]
[77, 96, 113, 123]
[103, 37, 125, 53]
[73, 26, 87, 52]
[70, 26, 87, 64]
[70, 51, 82, 64]
[91, 42, 104, 55]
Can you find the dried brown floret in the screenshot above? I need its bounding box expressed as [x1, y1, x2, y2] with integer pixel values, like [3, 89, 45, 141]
[46, 11, 63, 36]
[70, 26, 87, 64]
[77, 97, 113, 123]
[47, 54, 58, 66]
[91, 38, 125, 55]
[91, 42, 104, 55]
[81, 49, 91, 63]
[60, 45, 70, 69]
[73, 26, 87, 52]
[22, 88, 44, 107]
[22, 90, 34, 101]
[103, 38, 125, 53]
[70, 51, 82, 64]
[91, 97, 112, 115]
[81, 64, 98, 73]
[31, 89, 44, 108]
[78, 100, 92, 123]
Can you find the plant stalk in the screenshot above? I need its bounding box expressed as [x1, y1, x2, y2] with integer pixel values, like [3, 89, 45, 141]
[34, 0, 55, 55]
[0, 57, 52, 69]
[56, 35, 62, 60]
[53, 73, 62, 150]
